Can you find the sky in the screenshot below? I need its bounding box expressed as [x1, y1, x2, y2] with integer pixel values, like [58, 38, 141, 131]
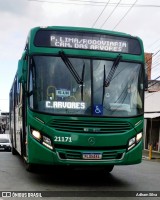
[0, 0, 160, 112]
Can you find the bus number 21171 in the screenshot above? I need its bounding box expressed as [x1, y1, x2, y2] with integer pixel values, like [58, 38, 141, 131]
[54, 136, 72, 143]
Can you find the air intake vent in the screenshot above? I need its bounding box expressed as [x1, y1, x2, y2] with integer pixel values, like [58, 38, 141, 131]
[47, 119, 132, 134]
[58, 150, 124, 160]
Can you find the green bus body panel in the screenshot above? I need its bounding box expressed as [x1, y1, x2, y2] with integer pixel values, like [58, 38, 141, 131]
[28, 133, 143, 165]
[27, 110, 143, 165]
[28, 137, 54, 165]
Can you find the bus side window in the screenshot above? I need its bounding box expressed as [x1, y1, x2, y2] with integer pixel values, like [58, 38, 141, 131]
[29, 69, 34, 108]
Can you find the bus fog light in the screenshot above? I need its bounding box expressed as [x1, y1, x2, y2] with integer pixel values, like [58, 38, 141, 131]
[42, 136, 53, 150]
[136, 132, 142, 143]
[31, 130, 41, 140]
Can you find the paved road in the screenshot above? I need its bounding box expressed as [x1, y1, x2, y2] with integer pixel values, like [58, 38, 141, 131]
[0, 151, 160, 200]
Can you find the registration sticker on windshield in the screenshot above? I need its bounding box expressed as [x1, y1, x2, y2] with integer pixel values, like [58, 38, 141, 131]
[56, 89, 71, 98]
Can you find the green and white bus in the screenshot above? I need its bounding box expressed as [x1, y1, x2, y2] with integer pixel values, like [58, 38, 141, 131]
[9, 26, 146, 172]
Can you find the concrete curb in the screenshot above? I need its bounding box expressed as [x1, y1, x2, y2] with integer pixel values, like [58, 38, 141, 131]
[142, 156, 160, 161]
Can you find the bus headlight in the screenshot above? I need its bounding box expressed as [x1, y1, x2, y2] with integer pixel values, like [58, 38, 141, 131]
[31, 130, 41, 140]
[128, 132, 142, 151]
[136, 132, 142, 143]
[31, 129, 53, 150]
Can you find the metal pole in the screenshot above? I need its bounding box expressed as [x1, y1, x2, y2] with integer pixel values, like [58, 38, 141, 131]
[149, 118, 152, 160]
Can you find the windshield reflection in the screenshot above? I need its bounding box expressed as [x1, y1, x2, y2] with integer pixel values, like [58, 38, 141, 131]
[93, 60, 143, 116]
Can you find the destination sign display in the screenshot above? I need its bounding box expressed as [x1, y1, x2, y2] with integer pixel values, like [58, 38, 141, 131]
[50, 34, 128, 53]
[34, 30, 141, 54]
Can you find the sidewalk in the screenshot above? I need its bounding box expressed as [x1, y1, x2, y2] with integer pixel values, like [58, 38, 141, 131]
[142, 149, 160, 161]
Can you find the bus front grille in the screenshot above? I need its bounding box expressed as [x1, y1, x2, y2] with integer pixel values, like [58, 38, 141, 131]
[57, 150, 124, 160]
[47, 119, 132, 134]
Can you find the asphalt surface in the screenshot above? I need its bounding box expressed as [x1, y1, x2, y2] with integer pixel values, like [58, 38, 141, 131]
[0, 151, 160, 200]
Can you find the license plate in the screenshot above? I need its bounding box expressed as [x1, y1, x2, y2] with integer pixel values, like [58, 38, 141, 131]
[0, 146, 4, 150]
[82, 153, 102, 160]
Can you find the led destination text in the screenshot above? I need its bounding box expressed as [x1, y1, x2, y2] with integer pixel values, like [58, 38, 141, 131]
[50, 35, 128, 52]
[46, 101, 86, 110]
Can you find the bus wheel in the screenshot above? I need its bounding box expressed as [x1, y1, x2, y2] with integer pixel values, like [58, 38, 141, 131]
[105, 165, 114, 173]
[24, 161, 35, 172]
[12, 147, 18, 155]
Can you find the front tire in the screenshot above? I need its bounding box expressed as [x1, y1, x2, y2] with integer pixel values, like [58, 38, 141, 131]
[105, 165, 114, 173]
[24, 161, 35, 172]
[11, 147, 18, 155]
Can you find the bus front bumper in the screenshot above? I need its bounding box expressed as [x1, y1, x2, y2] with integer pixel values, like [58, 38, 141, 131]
[27, 137, 143, 166]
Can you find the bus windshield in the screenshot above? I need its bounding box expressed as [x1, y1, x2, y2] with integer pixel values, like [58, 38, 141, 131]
[28, 55, 143, 117]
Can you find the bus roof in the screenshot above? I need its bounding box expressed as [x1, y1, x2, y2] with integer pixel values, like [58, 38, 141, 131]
[29, 26, 140, 39]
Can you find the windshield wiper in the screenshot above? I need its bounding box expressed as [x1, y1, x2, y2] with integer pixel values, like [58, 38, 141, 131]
[81, 63, 85, 101]
[59, 51, 83, 84]
[102, 65, 106, 104]
[104, 54, 122, 87]
[59, 51, 85, 100]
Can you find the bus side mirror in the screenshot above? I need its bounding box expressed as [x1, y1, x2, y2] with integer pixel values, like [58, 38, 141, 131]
[18, 59, 27, 83]
[145, 74, 148, 90]
[18, 59, 23, 82]
[144, 67, 148, 91]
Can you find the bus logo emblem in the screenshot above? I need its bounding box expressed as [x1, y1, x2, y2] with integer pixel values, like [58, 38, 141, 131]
[88, 137, 95, 145]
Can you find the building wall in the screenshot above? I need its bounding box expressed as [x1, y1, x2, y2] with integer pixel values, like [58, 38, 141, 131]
[145, 53, 153, 80]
